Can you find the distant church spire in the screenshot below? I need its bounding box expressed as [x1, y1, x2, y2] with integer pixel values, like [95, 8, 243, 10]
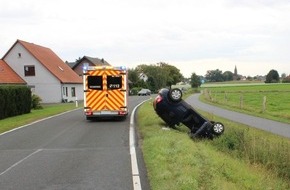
[234, 65, 237, 76]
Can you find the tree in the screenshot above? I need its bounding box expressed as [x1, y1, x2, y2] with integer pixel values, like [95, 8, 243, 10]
[247, 76, 253, 81]
[265, 69, 280, 83]
[223, 71, 233, 81]
[157, 62, 183, 86]
[136, 64, 167, 91]
[205, 69, 224, 82]
[190, 73, 201, 88]
[281, 73, 287, 80]
[128, 68, 139, 88]
[135, 63, 183, 91]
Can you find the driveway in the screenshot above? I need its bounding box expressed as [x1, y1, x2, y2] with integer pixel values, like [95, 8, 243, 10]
[185, 93, 290, 139]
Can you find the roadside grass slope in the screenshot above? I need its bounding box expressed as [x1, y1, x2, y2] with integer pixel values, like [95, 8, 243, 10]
[137, 99, 290, 190]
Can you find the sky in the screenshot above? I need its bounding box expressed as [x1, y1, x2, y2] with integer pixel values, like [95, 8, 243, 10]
[1, 0, 290, 78]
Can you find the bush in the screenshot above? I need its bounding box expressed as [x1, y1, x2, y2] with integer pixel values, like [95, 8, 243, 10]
[31, 94, 43, 109]
[0, 86, 31, 119]
[282, 76, 290, 83]
[130, 87, 140, 95]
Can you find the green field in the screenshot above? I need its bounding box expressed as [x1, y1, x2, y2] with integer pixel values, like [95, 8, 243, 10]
[200, 83, 290, 123]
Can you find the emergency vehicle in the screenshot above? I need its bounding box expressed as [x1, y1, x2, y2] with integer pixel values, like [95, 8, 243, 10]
[83, 65, 129, 120]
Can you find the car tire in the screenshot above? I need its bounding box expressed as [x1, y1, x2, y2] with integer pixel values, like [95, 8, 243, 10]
[211, 122, 224, 135]
[168, 88, 182, 102]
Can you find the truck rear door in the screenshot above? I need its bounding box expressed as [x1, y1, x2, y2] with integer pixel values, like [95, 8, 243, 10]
[84, 68, 128, 117]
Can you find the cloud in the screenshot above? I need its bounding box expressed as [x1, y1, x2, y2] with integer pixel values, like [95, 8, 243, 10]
[1, 0, 290, 78]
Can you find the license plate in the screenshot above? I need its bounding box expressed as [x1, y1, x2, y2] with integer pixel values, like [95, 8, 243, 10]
[101, 111, 112, 115]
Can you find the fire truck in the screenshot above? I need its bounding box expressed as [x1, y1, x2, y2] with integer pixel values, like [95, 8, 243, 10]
[83, 65, 129, 120]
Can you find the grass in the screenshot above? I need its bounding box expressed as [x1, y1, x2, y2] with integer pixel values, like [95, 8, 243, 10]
[0, 102, 80, 134]
[201, 81, 264, 87]
[137, 97, 290, 190]
[200, 83, 290, 123]
[1, 91, 290, 189]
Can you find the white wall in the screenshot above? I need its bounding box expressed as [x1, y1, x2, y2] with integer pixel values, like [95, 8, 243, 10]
[3, 42, 83, 103]
[61, 84, 83, 103]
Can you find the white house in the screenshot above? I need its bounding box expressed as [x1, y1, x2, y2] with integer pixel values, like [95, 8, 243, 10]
[139, 72, 148, 82]
[2, 39, 83, 103]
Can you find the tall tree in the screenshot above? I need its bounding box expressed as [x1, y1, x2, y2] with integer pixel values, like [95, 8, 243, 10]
[128, 68, 139, 86]
[265, 69, 280, 83]
[190, 73, 201, 88]
[158, 62, 183, 86]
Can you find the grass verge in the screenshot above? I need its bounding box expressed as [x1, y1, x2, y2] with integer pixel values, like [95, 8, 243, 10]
[0, 102, 80, 134]
[137, 99, 290, 190]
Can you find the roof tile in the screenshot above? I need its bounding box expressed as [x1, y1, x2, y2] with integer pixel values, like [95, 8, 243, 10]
[0, 60, 26, 84]
[18, 40, 82, 84]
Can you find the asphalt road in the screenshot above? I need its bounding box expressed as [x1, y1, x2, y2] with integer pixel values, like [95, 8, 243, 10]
[0, 96, 151, 190]
[186, 93, 290, 139]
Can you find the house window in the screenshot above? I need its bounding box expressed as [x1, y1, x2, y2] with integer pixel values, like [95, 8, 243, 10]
[71, 87, 76, 97]
[63, 87, 68, 96]
[24, 65, 35, 76]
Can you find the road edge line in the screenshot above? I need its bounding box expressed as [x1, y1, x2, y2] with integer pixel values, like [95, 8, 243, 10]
[0, 108, 81, 137]
[130, 98, 151, 190]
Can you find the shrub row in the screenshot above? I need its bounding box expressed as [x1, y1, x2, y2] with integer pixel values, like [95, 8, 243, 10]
[0, 86, 31, 120]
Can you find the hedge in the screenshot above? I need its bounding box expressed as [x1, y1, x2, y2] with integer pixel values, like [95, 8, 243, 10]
[0, 86, 31, 120]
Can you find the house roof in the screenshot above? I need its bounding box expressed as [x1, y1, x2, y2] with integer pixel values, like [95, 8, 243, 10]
[72, 56, 111, 69]
[83, 56, 110, 66]
[4, 40, 82, 84]
[0, 60, 26, 84]
[65, 61, 78, 69]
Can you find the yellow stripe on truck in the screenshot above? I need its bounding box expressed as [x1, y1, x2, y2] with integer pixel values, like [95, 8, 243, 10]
[85, 69, 126, 111]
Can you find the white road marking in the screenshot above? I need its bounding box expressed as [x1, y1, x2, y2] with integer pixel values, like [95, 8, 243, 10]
[130, 99, 151, 190]
[0, 149, 42, 176]
[0, 100, 150, 189]
[0, 109, 79, 176]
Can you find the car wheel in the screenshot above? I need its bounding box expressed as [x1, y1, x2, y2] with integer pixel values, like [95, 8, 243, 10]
[211, 122, 224, 135]
[169, 88, 182, 102]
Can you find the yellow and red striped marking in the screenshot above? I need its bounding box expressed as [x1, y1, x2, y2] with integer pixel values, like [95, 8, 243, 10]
[85, 69, 126, 111]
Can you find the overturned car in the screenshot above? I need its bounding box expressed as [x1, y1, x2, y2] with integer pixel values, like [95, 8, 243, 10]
[153, 88, 224, 139]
